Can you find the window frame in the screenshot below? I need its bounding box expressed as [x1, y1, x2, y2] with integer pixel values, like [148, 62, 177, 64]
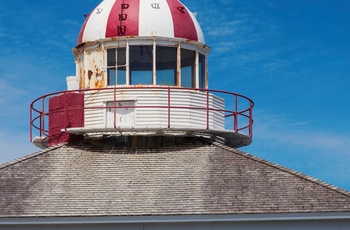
[105, 40, 208, 89]
[106, 47, 127, 86]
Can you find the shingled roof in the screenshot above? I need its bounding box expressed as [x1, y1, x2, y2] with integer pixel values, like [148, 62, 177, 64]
[1, 137, 350, 217]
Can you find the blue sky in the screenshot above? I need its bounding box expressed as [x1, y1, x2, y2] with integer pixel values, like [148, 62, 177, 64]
[1, 0, 350, 190]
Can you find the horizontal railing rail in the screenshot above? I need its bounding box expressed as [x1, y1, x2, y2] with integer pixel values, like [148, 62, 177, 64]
[30, 86, 254, 142]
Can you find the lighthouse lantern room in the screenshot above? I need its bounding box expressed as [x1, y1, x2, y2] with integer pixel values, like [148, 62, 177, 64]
[30, 0, 254, 148]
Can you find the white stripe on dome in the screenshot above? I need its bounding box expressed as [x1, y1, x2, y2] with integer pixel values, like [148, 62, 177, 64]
[189, 13, 205, 44]
[82, 0, 115, 43]
[139, 0, 174, 37]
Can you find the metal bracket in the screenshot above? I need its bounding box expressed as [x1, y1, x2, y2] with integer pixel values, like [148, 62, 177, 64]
[121, 4, 129, 9]
[118, 25, 126, 36]
[119, 14, 127, 21]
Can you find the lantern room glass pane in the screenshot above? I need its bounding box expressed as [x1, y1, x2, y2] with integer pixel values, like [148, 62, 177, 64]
[199, 53, 206, 89]
[156, 46, 177, 86]
[181, 49, 195, 88]
[107, 49, 116, 85]
[130, 46, 153, 85]
[107, 49, 116, 66]
[107, 48, 126, 85]
[117, 48, 126, 85]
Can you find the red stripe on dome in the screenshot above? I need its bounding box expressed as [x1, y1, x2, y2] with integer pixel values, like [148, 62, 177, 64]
[106, 0, 139, 38]
[166, 0, 198, 41]
[77, 13, 91, 45]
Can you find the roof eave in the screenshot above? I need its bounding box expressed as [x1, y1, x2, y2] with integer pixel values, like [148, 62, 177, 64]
[1, 212, 350, 225]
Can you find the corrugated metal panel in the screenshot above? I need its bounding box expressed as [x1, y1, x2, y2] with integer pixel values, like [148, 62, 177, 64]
[84, 89, 225, 131]
[210, 94, 225, 129]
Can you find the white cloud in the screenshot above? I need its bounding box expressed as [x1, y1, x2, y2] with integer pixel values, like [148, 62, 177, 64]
[0, 132, 40, 164]
[0, 79, 30, 107]
[242, 109, 350, 190]
[186, 0, 282, 72]
[252, 110, 350, 156]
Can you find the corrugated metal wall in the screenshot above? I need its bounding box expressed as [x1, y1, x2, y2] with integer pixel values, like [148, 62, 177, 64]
[84, 88, 225, 130]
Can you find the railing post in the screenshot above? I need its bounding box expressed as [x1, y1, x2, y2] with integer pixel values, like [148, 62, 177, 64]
[249, 105, 253, 137]
[114, 86, 117, 128]
[41, 98, 45, 137]
[206, 89, 209, 129]
[30, 105, 33, 142]
[168, 87, 171, 128]
[234, 94, 238, 132]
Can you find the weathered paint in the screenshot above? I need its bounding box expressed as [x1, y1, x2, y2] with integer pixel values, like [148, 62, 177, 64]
[177, 44, 181, 86]
[74, 51, 85, 89]
[77, 46, 105, 89]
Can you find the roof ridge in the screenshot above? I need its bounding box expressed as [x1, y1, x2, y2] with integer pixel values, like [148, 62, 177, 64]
[0, 144, 64, 170]
[212, 141, 350, 198]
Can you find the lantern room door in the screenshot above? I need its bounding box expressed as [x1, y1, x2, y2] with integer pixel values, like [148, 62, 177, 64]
[106, 101, 135, 128]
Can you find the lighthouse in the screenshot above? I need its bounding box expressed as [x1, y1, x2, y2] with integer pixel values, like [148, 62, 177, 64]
[30, 0, 254, 149]
[3, 0, 350, 227]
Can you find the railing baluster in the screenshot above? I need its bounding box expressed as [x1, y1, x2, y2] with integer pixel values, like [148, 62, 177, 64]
[114, 86, 117, 128]
[41, 98, 45, 137]
[206, 89, 209, 129]
[249, 106, 253, 137]
[234, 94, 238, 132]
[30, 104, 33, 141]
[168, 87, 171, 128]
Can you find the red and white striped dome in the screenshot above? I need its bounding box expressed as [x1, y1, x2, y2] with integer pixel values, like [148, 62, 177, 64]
[77, 0, 205, 45]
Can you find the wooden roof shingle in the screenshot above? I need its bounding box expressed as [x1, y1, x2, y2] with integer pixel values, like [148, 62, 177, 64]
[1, 137, 350, 217]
